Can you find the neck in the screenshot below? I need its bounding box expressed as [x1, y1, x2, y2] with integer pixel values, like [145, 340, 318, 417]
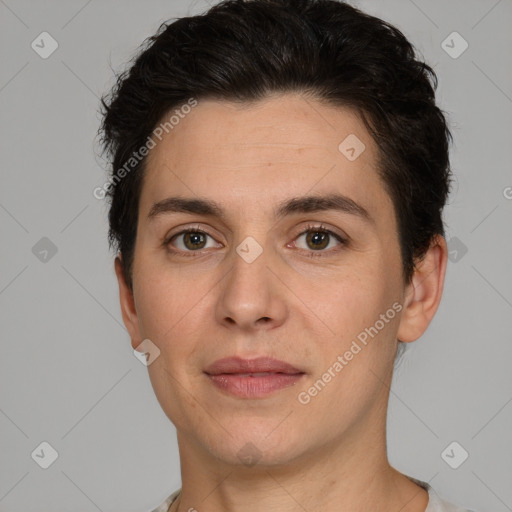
[170, 409, 428, 512]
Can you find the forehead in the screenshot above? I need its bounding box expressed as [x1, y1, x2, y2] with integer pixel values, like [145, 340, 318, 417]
[140, 93, 391, 222]
[148, 94, 371, 163]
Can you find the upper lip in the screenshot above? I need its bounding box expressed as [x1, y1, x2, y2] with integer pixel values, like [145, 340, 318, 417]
[204, 356, 304, 375]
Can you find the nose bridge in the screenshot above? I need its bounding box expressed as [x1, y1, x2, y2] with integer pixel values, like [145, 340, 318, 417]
[216, 231, 286, 329]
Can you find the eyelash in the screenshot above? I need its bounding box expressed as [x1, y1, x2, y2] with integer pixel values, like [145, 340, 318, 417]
[164, 223, 347, 259]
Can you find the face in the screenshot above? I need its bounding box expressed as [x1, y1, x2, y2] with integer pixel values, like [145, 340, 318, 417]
[116, 92, 444, 469]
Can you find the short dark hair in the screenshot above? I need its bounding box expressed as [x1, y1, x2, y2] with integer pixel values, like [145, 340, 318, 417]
[99, 0, 452, 292]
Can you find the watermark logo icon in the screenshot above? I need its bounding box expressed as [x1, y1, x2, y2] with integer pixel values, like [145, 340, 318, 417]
[32, 237, 58, 263]
[237, 442, 263, 467]
[31, 441, 59, 469]
[134, 338, 161, 366]
[236, 236, 263, 263]
[31, 32, 59, 59]
[441, 32, 468, 59]
[441, 441, 469, 469]
[338, 134, 366, 161]
[447, 236, 468, 263]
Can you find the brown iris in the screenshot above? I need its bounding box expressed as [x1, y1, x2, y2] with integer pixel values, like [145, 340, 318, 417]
[305, 230, 330, 250]
[183, 232, 207, 250]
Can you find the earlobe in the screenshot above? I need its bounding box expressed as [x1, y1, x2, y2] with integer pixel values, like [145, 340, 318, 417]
[397, 235, 448, 343]
[114, 255, 141, 350]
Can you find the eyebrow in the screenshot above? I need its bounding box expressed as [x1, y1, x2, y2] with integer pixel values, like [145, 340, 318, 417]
[147, 193, 374, 224]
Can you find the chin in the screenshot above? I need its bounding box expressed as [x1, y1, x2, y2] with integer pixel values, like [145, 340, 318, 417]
[201, 422, 307, 468]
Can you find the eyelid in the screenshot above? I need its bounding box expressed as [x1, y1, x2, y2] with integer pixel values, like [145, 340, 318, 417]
[165, 223, 217, 241]
[292, 222, 347, 243]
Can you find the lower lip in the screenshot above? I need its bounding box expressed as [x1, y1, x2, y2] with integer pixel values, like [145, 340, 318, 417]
[206, 373, 305, 398]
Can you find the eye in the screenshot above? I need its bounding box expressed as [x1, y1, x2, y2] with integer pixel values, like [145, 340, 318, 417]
[166, 227, 220, 255]
[292, 224, 346, 256]
[164, 223, 347, 258]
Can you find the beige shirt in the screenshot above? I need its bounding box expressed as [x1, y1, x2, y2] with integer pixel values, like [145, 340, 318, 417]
[149, 477, 475, 512]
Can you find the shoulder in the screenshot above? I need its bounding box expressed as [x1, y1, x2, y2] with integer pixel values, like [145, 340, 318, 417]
[149, 484, 479, 512]
[426, 491, 477, 512]
[149, 488, 181, 512]
[407, 476, 477, 512]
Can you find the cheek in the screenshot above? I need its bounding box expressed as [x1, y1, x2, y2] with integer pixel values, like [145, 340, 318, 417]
[297, 259, 400, 375]
[133, 261, 216, 376]
[132, 275, 183, 353]
[304, 268, 388, 337]
[298, 274, 399, 414]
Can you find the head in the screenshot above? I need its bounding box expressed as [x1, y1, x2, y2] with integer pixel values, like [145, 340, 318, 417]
[99, 0, 451, 468]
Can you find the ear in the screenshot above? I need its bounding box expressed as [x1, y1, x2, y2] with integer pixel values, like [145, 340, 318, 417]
[114, 255, 142, 350]
[397, 234, 448, 343]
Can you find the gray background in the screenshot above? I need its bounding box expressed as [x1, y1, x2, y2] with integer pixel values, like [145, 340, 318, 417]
[1, 0, 511, 511]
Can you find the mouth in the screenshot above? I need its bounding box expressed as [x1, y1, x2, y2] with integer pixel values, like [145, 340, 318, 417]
[205, 372, 305, 398]
[204, 357, 305, 398]
[204, 356, 304, 375]
[221, 372, 299, 377]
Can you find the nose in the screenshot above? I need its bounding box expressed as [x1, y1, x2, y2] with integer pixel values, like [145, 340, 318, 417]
[215, 238, 288, 332]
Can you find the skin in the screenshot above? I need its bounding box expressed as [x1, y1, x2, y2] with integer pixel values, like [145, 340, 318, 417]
[115, 92, 448, 512]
